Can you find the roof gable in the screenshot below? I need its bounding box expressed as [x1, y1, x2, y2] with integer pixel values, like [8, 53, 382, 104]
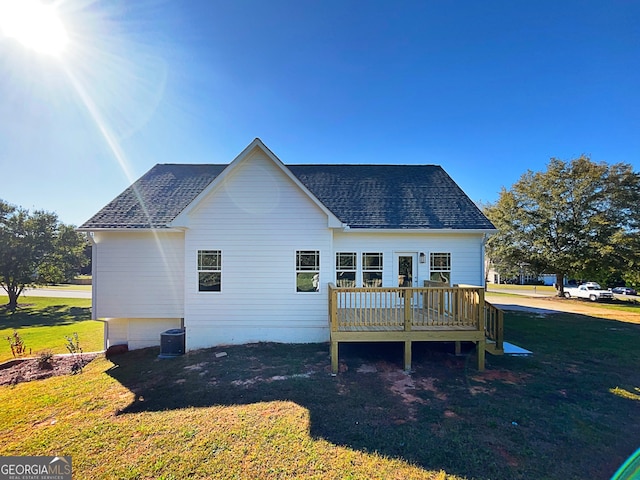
[169, 139, 343, 228]
[79, 140, 495, 231]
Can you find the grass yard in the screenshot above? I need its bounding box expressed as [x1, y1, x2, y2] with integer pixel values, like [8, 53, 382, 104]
[489, 284, 558, 294]
[0, 305, 639, 479]
[0, 296, 102, 363]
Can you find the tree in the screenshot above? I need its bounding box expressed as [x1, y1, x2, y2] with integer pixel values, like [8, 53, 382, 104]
[484, 156, 640, 296]
[0, 199, 88, 310]
[37, 224, 90, 284]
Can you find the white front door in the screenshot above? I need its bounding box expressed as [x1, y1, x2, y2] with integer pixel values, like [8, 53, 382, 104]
[395, 252, 418, 287]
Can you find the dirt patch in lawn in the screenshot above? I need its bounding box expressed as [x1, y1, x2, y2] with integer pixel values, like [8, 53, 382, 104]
[0, 354, 98, 386]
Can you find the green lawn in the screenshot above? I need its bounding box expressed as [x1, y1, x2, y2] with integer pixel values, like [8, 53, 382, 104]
[0, 296, 102, 362]
[0, 303, 639, 479]
[488, 284, 640, 313]
[488, 284, 557, 294]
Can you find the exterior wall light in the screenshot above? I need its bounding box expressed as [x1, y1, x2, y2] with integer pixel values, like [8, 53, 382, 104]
[419, 252, 426, 263]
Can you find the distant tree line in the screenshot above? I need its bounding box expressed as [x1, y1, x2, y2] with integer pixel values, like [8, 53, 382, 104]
[0, 199, 89, 310]
[483, 155, 640, 296]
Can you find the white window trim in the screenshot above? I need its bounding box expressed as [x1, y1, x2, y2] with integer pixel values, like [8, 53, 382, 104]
[197, 249, 222, 293]
[430, 252, 451, 284]
[362, 252, 383, 288]
[295, 250, 321, 293]
[336, 252, 357, 287]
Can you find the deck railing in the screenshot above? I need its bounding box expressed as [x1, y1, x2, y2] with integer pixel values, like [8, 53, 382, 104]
[328, 283, 504, 372]
[329, 283, 485, 332]
[484, 300, 504, 352]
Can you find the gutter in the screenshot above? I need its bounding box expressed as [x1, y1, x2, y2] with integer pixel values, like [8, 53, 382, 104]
[76, 227, 185, 233]
[338, 228, 497, 234]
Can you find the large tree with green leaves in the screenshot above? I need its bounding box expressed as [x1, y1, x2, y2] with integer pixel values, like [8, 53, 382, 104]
[0, 199, 88, 310]
[484, 156, 640, 295]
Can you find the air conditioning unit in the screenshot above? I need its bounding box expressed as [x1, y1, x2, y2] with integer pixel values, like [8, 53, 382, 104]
[159, 328, 185, 358]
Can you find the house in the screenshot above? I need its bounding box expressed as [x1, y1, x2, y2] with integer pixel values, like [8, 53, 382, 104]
[79, 139, 500, 370]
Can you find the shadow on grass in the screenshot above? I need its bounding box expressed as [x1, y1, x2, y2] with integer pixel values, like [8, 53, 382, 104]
[0, 304, 91, 329]
[108, 341, 502, 477]
[104, 311, 640, 480]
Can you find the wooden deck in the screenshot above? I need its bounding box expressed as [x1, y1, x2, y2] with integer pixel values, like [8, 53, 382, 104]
[329, 284, 504, 373]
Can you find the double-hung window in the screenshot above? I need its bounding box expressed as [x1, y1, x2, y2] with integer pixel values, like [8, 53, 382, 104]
[430, 252, 451, 285]
[336, 252, 356, 287]
[198, 250, 221, 292]
[296, 250, 320, 292]
[362, 252, 383, 287]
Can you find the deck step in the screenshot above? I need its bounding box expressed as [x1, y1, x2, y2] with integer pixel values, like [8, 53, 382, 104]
[485, 339, 504, 355]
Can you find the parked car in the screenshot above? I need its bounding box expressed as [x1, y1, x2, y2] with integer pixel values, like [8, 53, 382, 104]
[611, 287, 637, 296]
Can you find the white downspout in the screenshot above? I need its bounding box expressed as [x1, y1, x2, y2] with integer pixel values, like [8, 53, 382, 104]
[481, 234, 487, 288]
[87, 232, 107, 351]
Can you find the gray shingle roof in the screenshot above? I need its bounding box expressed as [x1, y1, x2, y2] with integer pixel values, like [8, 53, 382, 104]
[289, 165, 494, 229]
[80, 164, 225, 229]
[80, 163, 494, 230]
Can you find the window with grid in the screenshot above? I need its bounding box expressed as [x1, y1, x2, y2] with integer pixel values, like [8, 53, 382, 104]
[198, 250, 221, 292]
[430, 252, 451, 285]
[296, 250, 320, 292]
[336, 252, 356, 287]
[362, 252, 383, 287]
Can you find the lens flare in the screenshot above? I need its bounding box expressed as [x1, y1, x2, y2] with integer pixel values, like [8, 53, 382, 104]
[0, 0, 69, 56]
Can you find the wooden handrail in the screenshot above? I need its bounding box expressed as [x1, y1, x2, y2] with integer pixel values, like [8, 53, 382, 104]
[484, 300, 504, 351]
[329, 284, 486, 331]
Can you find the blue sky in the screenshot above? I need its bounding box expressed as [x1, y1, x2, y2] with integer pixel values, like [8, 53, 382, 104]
[1, 0, 638, 226]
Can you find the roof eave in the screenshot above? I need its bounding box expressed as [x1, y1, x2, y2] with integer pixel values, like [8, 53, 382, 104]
[76, 226, 184, 233]
[340, 227, 497, 234]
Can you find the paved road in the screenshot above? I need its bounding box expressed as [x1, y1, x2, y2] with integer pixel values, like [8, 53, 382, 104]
[486, 287, 554, 298]
[22, 288, 91, 299]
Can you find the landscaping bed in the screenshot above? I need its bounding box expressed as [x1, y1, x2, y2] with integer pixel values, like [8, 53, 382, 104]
[0, 353, 98, 386]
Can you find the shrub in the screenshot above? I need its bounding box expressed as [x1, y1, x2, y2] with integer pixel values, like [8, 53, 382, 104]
[37, 350, 54, 370]
[64, 332, 84, 374]
[5, 331, 30, 358]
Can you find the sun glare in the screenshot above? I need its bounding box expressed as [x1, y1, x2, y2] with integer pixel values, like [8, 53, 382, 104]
[0, 0, 69, 56]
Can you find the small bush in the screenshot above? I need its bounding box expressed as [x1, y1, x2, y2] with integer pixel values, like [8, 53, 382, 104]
[37, 350, 54, 370]
[64, 332, 84, 374]
[6, 331, 30, 358]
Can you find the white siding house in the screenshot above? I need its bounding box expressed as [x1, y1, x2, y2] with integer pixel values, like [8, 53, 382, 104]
[80, 139, 495, 352]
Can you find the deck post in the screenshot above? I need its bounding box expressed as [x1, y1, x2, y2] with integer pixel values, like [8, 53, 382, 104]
[331, 340, 338, 374]
[477, 288, 486, 371]
[329, 284, 338, 333]
[403, 289, 412, 332]
[477, 340, 485, 371]
[497, 309, 504, 351]
[404, 340, 412, 371]
[329, 284, 339, 374]
[455, 341, 461, 355]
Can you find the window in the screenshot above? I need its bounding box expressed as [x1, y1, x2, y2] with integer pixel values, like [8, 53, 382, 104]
[336, 252, 356, 287]
[362, 252, 383, 287]
[198, 250, 221, 292]
[430, 252, 451, 285]
[296, 250, 320, 292]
